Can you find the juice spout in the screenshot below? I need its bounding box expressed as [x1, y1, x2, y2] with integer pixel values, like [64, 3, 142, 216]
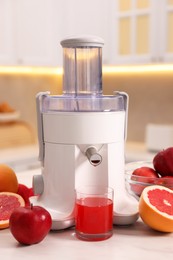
[85, 146, 102, 166]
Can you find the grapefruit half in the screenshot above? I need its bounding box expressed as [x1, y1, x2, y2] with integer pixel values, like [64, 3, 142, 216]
[139, 185, 173, 232]
[0, 192, 25, 229]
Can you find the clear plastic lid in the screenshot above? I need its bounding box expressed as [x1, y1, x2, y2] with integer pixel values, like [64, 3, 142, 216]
[41, 93, 126, 112]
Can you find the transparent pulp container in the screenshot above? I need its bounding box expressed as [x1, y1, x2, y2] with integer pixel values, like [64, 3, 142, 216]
[60, 35, 104, 96]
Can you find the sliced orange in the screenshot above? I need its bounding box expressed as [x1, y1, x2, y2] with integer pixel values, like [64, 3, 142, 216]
[139, 185, 173, 232]
[0, 164, 18, 193]
[0, 192, 25, 229]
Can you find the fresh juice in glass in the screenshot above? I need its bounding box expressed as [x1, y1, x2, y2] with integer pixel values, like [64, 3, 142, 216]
[75, 186, 114, 241]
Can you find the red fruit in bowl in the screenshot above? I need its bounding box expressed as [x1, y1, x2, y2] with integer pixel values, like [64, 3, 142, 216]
[153, 147, 173, 177]
[154, 176, 173, 189]
[130, 166, 159, 196]
[9, 205, 52, 245]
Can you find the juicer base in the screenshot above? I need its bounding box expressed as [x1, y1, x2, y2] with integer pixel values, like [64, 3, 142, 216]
[30, 196, 139, 230]
[30, 196, 75, 230]
[51, 217, 75, 230]
[113, 212, 139, 226]
[50, 213, 139, 230]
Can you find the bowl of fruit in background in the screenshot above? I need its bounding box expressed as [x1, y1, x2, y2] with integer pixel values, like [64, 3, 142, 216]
[125, 147, 173, 200]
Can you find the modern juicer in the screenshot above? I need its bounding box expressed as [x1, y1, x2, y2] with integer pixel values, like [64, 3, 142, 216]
[32, 36, 138, 230]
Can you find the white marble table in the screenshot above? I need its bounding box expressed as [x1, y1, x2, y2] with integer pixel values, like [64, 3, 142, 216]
[1, 169, 173, 260]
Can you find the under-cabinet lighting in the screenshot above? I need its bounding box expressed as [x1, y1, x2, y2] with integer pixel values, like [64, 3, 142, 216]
[103, 64, 173, 73]
[0, 66, 63, 75]
[0, 64, 173, 75]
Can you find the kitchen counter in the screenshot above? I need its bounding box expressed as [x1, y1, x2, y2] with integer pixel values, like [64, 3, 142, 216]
[125, 141, 156, 162]
[0, 144, 41, 172]
[1, 168, 173, 260]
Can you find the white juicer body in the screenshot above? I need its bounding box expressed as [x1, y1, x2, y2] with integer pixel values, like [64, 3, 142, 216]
[32, 93, 138, 230]
[32, 36, 138, 230]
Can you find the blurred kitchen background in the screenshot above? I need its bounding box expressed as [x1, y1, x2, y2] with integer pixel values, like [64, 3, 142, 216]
[0, 0, 173, 171]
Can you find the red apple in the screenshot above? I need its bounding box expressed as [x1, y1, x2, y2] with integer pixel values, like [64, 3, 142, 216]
[9, 205, 52, 245]
[130, 166, 159, 196]
[154, 176, 173, 189]
[153, 147, 173, 177]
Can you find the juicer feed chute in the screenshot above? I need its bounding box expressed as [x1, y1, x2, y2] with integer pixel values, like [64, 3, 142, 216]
[32, 36, 138, 230]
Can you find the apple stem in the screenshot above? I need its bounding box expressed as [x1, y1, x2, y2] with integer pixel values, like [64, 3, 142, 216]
[31, 203, 33, 210]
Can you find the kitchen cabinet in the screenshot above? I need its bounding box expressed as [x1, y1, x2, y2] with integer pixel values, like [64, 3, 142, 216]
[0, 0, 58, 66]
[0, 0, 15, 65]
[0, 0, 111, 66]
[15, 0, 57, 66]
[59, 0, 110, 64]
[160, 0, 173, 62]
[1, 0, 173, 66]
[111, 0, 154, 64]
[112, 0, 173, 64]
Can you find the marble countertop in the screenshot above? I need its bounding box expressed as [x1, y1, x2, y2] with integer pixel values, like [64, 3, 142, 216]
[2, 217, 173, 260]
[1, 168, 173, 260]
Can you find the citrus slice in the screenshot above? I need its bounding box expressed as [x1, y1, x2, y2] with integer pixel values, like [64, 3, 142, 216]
[0, 192, 25, 229]
[139, 185, 173, 232]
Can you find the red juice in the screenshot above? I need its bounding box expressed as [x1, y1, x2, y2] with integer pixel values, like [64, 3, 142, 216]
[75, 197, 113, 240]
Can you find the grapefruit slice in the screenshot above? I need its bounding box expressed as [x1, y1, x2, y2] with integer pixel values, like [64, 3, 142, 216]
[0, 192, 25, 229]
[139, 185, 173, 232]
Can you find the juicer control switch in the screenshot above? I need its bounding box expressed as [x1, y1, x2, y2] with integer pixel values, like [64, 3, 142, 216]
[85, 147, 102, 166]
[32, 175, 44, 195]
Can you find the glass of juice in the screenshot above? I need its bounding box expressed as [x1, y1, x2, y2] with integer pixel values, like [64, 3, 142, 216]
[75, 186, 114, 241]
